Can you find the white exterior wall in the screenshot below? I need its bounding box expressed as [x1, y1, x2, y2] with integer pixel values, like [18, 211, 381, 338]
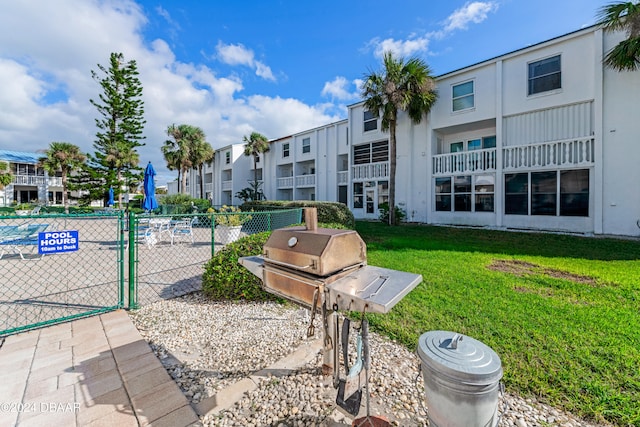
[601, 31, 640, 236]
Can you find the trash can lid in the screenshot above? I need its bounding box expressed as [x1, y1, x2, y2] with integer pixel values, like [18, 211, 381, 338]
[417, 330, 503, 385]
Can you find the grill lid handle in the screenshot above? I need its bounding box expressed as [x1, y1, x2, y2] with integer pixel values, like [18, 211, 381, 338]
[265, 257, 316, 271]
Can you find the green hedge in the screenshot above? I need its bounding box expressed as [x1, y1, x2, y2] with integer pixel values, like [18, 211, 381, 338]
[242, 200, 355, 229]
[202, 232, 281, 301]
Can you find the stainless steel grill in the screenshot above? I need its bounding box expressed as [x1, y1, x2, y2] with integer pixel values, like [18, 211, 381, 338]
[239, 208, 422, 419]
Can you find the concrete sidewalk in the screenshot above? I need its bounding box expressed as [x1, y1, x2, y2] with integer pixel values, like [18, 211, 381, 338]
[0, 310, 200, 427]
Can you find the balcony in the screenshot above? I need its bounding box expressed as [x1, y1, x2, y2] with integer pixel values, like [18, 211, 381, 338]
[204, 183, 213, 193]
[337, 171, 348, 185]
[503, 137, 594, 170]
[277, 177, 294, 188]
[295, 174, 315, 187]
[12, 175, 62, 187]
[221, 180, 233, 191]
[352, 162, 389, 180]
[433, 148, 497, 176]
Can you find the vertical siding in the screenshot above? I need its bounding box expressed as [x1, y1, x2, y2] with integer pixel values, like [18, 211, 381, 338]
[503, 101, 593, 146]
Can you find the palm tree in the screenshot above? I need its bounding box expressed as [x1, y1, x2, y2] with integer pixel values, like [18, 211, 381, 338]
[189, 139, 214, 199]
[0, 161, 12, 189]
[243, 132, 270, 201]
[104, 142, 139, 207]
[38, 142, 86, 213]
[361, 51, 438, 225]
[596, 1, 640, 71]
[163, 124, 198, 193]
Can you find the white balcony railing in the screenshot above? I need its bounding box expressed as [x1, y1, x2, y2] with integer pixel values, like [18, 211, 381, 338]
[351, 162, 389, 180]
[221, 180, 233, 191]
[432, 148, 497, 176]
[295, 174, 316, 187]
[337, 171, 348, 184]
[277, 177, 294, 188]
[503, 137, 595, 170]
[48, 177, 62, 187]
[204, 183, 213, 193]
[12, 175, 63, 187]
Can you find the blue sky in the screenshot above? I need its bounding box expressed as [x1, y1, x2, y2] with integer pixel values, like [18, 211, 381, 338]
[0, 0, 606, 184]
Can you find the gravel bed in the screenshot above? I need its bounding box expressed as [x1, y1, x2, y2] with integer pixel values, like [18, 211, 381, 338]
[129, 293, 610, 427]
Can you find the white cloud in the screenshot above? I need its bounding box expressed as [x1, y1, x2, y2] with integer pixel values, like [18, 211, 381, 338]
[443, 2, 499, 32]
[0, 0, 330, 185]
[216, 41, 276, 82]
[366, 1, 498, 59]
[321, 76, 361, 101]
[371, 35, 431, 59]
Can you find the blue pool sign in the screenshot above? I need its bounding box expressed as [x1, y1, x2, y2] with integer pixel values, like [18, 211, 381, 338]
[38, 230, 79, 254]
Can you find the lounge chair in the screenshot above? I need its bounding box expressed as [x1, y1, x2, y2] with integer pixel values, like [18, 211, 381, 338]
[170, 217, 196, 245]
[0, 223, 51, 260]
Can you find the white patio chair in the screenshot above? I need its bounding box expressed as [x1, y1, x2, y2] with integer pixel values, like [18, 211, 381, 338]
[170, 217, 196, 245]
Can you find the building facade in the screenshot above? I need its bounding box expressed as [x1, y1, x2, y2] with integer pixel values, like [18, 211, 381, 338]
[0, 150, 64, 207]
[179, 26, 640, 237]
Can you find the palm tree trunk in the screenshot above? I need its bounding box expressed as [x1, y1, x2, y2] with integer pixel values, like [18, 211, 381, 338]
[62, 173, 69, 214]
[253, 155, 259, 200]
[181, 167, 188, 194]
[199, 165, 204, 199]
[389, 120, 397, 226]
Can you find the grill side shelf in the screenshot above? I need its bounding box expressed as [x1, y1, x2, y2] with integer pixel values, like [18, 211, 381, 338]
[326, 266, 423, 314]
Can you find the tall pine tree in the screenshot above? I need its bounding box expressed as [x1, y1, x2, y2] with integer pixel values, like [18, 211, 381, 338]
[73, 52, 146, 206]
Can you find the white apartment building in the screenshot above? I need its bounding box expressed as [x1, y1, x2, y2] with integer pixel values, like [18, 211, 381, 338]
[0, 150, 64, 207]
[181, 25, 640, 237]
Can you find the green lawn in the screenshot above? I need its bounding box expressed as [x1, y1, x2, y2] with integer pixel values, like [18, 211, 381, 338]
[355, 221, 640, 426]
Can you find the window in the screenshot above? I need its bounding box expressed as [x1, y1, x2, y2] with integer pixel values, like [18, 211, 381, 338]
[436, 175, 495, 213]
[475, 175, 494, 212]
[454, 176, 472, 211]
[450, 142, 463, 153]
[452, 81, 474, 111]
[468, 139, 482, 151]
[302, 137, 311, 154]
[353, 182, 363, 208]
[225, 151, 230, 164]
[378, 181, 389, 206]
[353, 141, 389, 165]
[531, 171, 557, 215]
[283, 143, 290, 158]
[435, 178, 451, 211]
[505, 173, 529, 215]
[528, 55, 561, 95]
[364, 110, 377, 131]
[482, 136, 496, 149]
[560, 170, 589, 216]
[505, 169, 589, 217]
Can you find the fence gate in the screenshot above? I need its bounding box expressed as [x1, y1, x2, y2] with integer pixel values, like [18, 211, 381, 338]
[0, 212, 125, 336]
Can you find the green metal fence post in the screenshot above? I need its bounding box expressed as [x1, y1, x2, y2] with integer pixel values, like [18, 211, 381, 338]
[128, 211, 139, 309]
[118, 211, 125, 308]
[211, 213, 216, 258]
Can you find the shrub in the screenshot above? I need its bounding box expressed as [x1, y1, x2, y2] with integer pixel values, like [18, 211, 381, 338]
[214, 205, 252, 226]
[243, 200, 355, 229]
[378, 202, 406, 225]
[159, 194, 210, 214]
[202, 232, 281, 301]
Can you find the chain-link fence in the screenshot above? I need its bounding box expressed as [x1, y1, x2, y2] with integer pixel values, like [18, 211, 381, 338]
[0, 208, 302, 336]
[130, 208, 302, 307]
[0, 212, 124, 336]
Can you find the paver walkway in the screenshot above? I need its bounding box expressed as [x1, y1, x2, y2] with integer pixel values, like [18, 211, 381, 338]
[0, 310, 200, 427]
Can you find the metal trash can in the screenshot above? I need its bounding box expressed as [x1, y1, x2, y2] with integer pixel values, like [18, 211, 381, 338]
[417, 331, 503, 427]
